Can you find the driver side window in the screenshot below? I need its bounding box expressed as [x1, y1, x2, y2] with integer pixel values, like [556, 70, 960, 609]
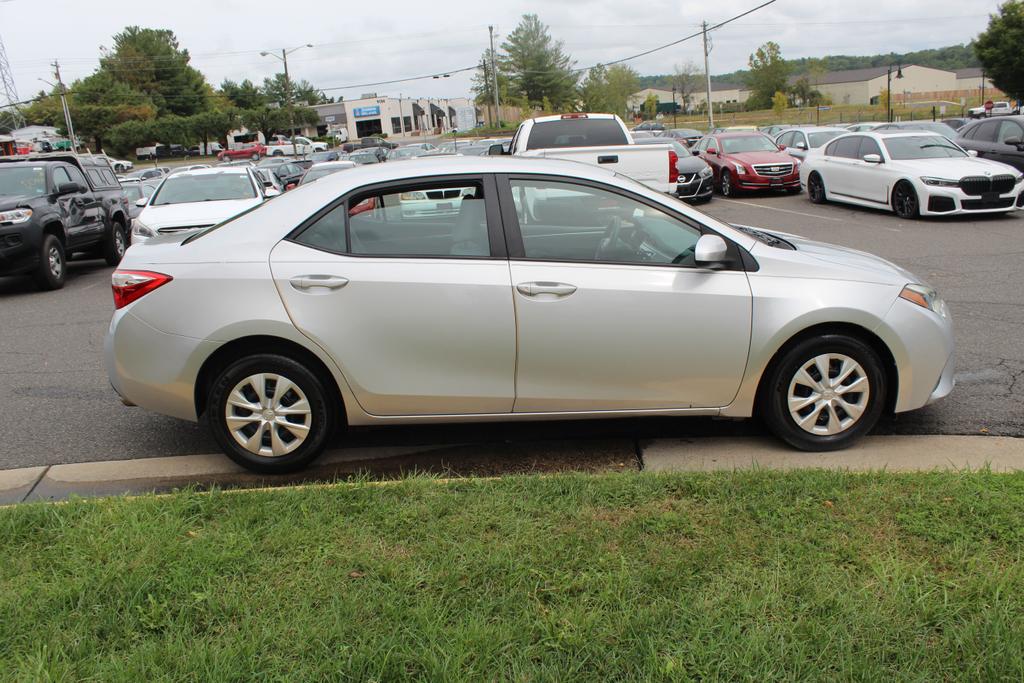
[508, 179, 702, 266]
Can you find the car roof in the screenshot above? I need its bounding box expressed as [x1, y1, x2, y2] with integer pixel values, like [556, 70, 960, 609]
[713, 131, 771, 138]
[167, 167, 253, 177]
[785, 126, 849, 133]
[531, 113, 617, 123]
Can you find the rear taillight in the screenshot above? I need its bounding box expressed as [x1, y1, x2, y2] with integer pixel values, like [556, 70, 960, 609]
[560, 113, 588, 119]
[668, 150, 679, 184]
[111, 270, 172, 309]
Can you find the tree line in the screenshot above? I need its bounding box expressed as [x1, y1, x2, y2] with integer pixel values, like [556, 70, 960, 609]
[20, 26, 329, 156]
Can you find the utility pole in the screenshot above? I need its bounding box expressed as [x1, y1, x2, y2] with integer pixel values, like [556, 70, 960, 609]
[281, 48, 300, 160]
[489, 26, 500, 129]
[52, 61, 76, 152]
[702, 21, 714, 130]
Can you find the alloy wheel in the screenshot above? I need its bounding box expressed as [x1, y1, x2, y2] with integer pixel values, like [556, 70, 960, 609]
[114, 227, 126, 257]
[893, 183, 918, 218]
[787, 353, 870, 436]
[809, 175, 825, 202]
[48, 245, 63, 279]
[225, 372, 312, 457]
[721, 170, 731, 197]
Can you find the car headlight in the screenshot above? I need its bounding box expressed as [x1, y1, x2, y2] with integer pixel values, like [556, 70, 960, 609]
[1015, 175, 1023, 185]
[699, 166, 713, 178]
[920, 176, 960, 188]
[0, 208, 32, 224]
[899, 284, 948, 318]
[732, 162, 746, 174]
[132, 221, 155, 238]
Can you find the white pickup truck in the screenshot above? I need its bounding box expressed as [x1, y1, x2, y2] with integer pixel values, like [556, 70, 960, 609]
[264, 135, 329, 156]
[498, 113, 677, 193]
[968, 101, 1017, 118]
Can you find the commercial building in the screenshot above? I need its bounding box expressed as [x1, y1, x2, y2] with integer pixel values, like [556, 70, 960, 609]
[628, 83, 747, 114]
[309, 95, 477, 140]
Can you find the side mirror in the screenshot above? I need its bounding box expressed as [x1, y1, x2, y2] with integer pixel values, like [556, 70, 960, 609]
[967, 149, 979, 157]
[862, 153, 883, 164]
[777, 144, 787, 151]
[1003, 136, 1022, 146]
[795, 141, 808, 150]
[708, 148, 719, 156]
[694, 234, 729, 265]
[264, 187, 281, 198]
[487, 143, 505, 156]
[134, 197, 148, 207]
[55, 182, 83, 196]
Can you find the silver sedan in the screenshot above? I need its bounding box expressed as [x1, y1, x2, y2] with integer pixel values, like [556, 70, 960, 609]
[105, 157, 954, 472]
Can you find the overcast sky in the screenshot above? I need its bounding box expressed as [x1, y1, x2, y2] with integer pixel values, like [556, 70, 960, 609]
[1, 0, 1001, 105]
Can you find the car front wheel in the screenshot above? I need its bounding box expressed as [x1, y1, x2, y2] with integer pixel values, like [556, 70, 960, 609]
[34, 233, 66, 290]
[761, 335, 886, 451]
[892, 181, 919, 219]
[207, 354, 337, 473]
[719, 169, 733, 197]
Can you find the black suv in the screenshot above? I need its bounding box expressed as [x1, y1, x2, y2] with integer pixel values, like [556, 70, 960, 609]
[956, 115, 1024, 173]
[0, 154, 131, 290]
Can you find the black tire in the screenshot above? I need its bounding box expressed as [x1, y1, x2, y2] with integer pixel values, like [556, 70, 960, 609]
[719, 169, 733, 197]
[33, 233, 66, 291]
[807, 172, 827, 204]
[207, 353, 337, 473]
[760, 334, 886, 452]
[892, 181, 919, 219]
[103, 219, 128, 266]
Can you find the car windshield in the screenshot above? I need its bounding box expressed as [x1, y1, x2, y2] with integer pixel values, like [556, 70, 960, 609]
[892, 122, 958, 136]
[310, 152, 335, 162]
[720, 135, 778, 153]
[808, 131, 844, 147]
[349, 154, 378, 164]
[150, 172, 256, 205]
[392, 148, 426, 159]
[883, 135, 967, 160]
[300, 166, 350, 184]
[0, 166, 47, 196]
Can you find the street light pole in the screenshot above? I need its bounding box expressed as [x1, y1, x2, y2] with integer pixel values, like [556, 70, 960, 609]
[886, 63, 903, 123]
[488, 26, 500, 129]
[261, 44, 313, 159]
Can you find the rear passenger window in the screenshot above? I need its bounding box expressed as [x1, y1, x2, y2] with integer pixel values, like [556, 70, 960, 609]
[87, 169, 104, 187]
[295, 180, 491, 258]
[970, 121, 998, 142]
[857, 137, 882, 159]
[829, 136, 862, 158]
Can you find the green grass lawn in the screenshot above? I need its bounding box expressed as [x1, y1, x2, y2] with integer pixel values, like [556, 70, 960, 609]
[3, 471, 1024, 681]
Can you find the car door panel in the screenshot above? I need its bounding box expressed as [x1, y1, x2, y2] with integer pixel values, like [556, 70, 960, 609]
[501, 176, 752, 412]
[270, 241, 516, 416]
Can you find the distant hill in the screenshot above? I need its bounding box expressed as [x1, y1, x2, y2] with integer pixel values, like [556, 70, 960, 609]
[637, 43, 980, 90]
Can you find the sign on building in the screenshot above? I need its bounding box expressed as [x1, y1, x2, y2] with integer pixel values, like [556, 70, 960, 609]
[455, 106, 477, 131]
[353, 106, 381, 118]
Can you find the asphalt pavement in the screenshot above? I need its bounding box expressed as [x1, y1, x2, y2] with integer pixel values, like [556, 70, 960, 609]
[1, 192, 1021, 470]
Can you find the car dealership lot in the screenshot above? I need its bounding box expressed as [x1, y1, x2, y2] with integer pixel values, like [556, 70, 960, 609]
[1, 194, 1022, 471]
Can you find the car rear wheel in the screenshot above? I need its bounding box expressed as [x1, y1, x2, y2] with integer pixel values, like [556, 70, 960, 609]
[207, 354, 337, 473]
[892, 181, 919, 219]
[103, 219, 128, 266]
[761, 335, 886, 451]
[251, 153, 259, 160]
[33, 233, 66, 290]
[807, 172, 827, 203]
[719, 169, 733, 197]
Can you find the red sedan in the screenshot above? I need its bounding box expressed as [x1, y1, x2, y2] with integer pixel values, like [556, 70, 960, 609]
[217, 143, 266, 161]
[695, 132, 801, 197]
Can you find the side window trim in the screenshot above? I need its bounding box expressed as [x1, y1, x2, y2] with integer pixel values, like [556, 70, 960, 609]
[286, 173, 507, 260]
[495, 173, 747, 271]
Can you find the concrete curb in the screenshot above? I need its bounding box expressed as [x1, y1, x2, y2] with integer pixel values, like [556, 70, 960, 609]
[642, 435, 1024, 473]
[5, 438, 639, 503]
[1, 435, 1021, 504]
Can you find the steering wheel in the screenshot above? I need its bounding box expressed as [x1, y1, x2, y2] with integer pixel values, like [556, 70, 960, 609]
[672, 244, 697, 266]
[595, 216, 623, 260]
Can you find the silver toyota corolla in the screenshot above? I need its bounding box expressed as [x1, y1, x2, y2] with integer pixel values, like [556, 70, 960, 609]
[105, 157, 954, 472]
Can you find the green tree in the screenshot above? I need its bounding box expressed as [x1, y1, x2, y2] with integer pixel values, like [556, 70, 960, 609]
[220, 79, 266, 109]
[500, 14, 578, 109]
[745, 42, 791, 110]
[772, 90, 788, 117]
[99, 26, 210, 116]
[975, 1, 1024, 101]
[580, 65, 613, 113]
[643, 93, 659, 119]
[107, 119, 155, 156]
[188, 109, 240, 151]
[471, 49, 521, 123]
[604, 65, 640, 118]
[241, 107, 289, 142]
[261, 74, 326, 107]
[788, 77, 823, 107]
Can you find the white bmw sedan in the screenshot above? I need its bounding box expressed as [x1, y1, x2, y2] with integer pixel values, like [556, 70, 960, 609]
[106, 157, 955, 472]
[800, 131, 1023, 217]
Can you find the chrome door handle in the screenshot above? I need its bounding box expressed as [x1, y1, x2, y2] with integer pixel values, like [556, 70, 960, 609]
[290, 275, 349, 291]
[516, 281, 577, 297]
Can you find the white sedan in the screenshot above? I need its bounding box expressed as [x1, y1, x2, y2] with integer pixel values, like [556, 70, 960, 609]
[800, 131, 1023, 217]
[131, 167, 278, 243]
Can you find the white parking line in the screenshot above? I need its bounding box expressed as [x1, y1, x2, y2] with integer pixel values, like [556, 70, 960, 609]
[718, 198, 844, 222]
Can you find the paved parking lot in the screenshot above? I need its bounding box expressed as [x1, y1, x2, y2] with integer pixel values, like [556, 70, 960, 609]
[1, 192, 1021, 470]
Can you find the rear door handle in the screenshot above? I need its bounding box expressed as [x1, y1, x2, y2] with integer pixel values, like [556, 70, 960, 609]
[597, 155, 619, 164]
[289, 275, 349, 291]
[516, 281, 577, 297]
